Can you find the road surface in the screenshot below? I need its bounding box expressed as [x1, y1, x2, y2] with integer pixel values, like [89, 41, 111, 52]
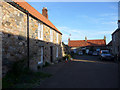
[38, 55, 119, 88]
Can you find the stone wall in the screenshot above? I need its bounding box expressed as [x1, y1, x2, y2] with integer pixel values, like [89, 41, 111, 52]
[112, 30, 120, 55]
[2, 2, 27, 76]
[2, 2, 62, 75]
[29, 16, 62, 71]
[43, 24, 50, 42]
[112, 31, 119, 55]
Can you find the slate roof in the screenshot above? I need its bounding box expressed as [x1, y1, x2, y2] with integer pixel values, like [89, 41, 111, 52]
[107, 40, 112, 46]
[112, 28, 120, 35]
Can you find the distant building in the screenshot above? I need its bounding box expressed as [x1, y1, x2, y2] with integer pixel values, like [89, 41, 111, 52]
[112, 1, 120, 56]
[106, 40, 112, 53]
[112, 25, 120, 56]
[62, 42, 71, 57]
[68, 36, 106, 54]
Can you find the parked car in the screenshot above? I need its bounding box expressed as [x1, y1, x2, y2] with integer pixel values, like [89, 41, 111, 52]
[99, 50, 114, 60]
[78, 51, 83, 55]
[92, 51, 98, 56]
[88, 51, 93, 55]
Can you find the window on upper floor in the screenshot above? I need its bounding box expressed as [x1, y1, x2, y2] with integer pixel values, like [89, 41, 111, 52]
[56, 33, 58, 43]
[38, 23, 43, 40]
[50, 29, 53, 42]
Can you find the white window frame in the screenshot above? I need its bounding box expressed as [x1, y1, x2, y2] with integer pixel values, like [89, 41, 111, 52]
[38, 23, 43, 40]
[56, 47, 58, 58]
[38, 47, 44, 64]
[50, 29, 53, 42]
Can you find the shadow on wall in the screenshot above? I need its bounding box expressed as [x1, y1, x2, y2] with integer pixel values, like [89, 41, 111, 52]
[87, 42, 106, 47]
[2, 32, 62, 76]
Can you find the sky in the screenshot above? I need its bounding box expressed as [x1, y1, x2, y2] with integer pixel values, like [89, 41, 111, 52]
[28, 2, 118, 44]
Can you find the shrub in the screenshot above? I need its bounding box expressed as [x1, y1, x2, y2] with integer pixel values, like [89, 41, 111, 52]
[10, 59, 27, 77]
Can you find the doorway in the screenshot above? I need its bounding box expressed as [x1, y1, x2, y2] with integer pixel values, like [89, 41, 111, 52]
[50, 46, 53, 62]
[41, 47, 44, 63]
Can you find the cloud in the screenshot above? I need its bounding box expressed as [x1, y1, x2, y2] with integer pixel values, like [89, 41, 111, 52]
[110, 5, 118, 10]
[99, 13, 117, 17]
[101, 21, 117, 25]
[77, 13, 117, 25]
[57, 26, 114, 44]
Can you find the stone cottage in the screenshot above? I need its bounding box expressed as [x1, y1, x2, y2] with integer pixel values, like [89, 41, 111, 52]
[112, 1, 120, 57]
[68, 36, 106, 54]
[112, 22, 120, 56]
[61, 42, 71, 57]
[1, 0, 62, 76]
[106, 40, 112, 53]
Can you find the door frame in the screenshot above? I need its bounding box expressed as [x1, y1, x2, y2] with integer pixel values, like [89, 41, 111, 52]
[41, 46, 44, 63]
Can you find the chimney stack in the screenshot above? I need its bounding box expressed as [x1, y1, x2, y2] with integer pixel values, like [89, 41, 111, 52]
[42, 7, 48, 19]
[85, 36, 87, 41]
[68, 38, 70, 43]
[104, 35, 106, 41]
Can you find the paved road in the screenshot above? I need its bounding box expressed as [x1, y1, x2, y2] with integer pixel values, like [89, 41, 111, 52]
[38, 55, 119, 88]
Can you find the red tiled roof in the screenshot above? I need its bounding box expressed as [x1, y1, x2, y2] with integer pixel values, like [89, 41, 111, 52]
[11, 0, 62, 35]
[68, 39, 106, 47]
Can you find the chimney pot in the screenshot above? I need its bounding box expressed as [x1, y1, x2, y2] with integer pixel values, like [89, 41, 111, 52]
[104, 35, 106, 40]
[68, 38, 70, 45]
[43, 7, 47, 9]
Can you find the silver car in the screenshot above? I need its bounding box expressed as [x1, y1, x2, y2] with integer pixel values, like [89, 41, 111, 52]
[99, 50, 114, 60]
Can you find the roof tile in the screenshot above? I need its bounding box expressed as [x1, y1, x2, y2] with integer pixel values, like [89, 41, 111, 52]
[11, 0, 62, 34]
[68, 39, 106, 47]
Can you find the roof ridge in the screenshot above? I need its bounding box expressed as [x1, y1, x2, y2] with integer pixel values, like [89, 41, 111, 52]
[70, 39, 105, 41]
[68, 39, 106, 47]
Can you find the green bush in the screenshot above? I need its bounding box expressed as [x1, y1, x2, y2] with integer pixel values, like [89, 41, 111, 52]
[9, 59, 28, 76]
[2, 66, 52, 88]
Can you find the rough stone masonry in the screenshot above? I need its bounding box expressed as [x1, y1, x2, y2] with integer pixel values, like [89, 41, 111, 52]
[1, 1, 62, 76]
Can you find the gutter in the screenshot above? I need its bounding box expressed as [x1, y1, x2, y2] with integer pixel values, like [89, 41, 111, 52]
[6, 1, 30, 68]
[27, 11, 29, 68]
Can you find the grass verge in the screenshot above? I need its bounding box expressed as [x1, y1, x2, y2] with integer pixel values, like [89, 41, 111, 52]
[2, 68, 52, 88]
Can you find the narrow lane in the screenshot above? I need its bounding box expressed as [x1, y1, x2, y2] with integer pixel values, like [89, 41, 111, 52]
[38, 55, 118, 88]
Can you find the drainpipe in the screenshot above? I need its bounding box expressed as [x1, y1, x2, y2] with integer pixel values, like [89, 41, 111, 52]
[27, 11, 29, 68]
